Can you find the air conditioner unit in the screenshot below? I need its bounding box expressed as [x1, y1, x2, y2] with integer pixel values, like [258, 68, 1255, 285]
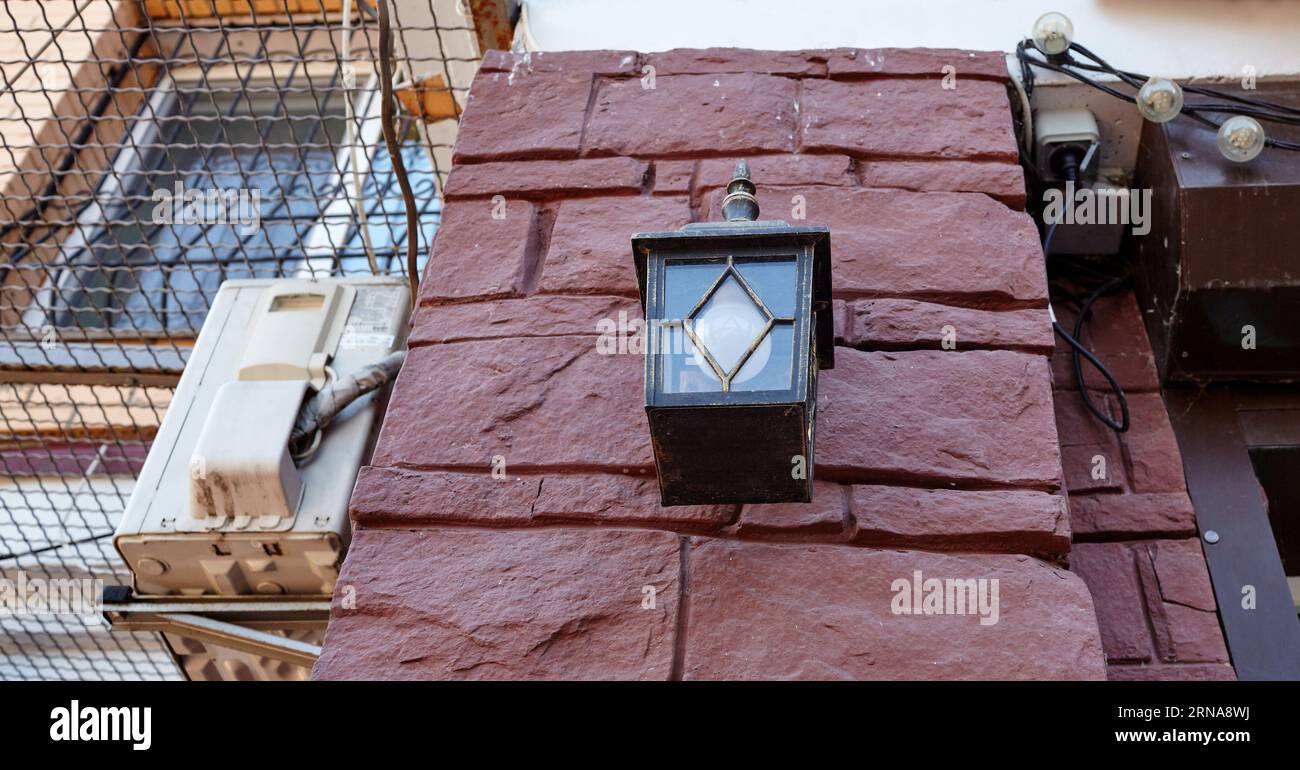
[111, 276, 409, 679]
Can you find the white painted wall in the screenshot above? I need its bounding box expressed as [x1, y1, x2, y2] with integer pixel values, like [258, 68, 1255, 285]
[521, 0, 1300, 80]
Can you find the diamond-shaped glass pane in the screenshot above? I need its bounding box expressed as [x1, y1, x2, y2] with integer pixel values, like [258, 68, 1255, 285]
[692, 275, 769, 377]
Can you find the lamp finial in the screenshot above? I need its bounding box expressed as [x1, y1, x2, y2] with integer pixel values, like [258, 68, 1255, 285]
[722, 160, 760, 222]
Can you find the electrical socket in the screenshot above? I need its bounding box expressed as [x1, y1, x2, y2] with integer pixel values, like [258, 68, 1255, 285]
[1034, 108, 1100, 183]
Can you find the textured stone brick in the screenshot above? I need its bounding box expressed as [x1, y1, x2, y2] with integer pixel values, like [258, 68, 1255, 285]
[703, 186, 1047, 306]
[642, 48, 827, 77]
[1075, 540, 1229, 666]
[533, 473, 732, 531]
[696, 154, 854, 192]
[410, 295, 640, 346]
[1151, 538, 1217, 612]
[443, 157, 648, 199]
[585, 73, 798, 157]
[683, 540, 1105, 679]
[320, 46, 1111, 682]
[842, 298, 1054, 354]
[818, 349, 1062, 490]
[1055, 386, 1124, 448]
[652, 160, 695, 195]
[1157, 602, 1230, 663]
[1071, 542, 1153, 662]
[850, 485, 1070, 555]
[350, 466, 734, 532]
[827, 48, 1008, 81]
[832, 299, 850, 343]
[1054, 389, 1126, 493]
[1051, 292, 1161, 392]
[376, 345, 1064, 508]
[1060, 444, 1127, 494]
[453, 69, 593, 162]
[481, 49, 640, 76]
[801, 78, 1018, 161]
[419, 198, 539, 304]
[735, 480, 848, 539]
[859, 159, 1026, 208]
[313, 528, 680, 680]
[1107, 663, 1236, 681]
[539, 195, 691, 296]
[1067, 492, 1197, 537]
[372, 336, 651, 471]
[1122, 393, 1188, 493]
[350, 466, 539, 527]
[1133, 545, 1179, 662]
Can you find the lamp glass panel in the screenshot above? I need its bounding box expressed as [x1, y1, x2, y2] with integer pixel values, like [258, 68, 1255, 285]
[693, 276, 769, 379]
[734, 258, 797, 318]
[660, 321, 721, 393]
[731, 321, 794, 392]
[663, 259, 725, 319]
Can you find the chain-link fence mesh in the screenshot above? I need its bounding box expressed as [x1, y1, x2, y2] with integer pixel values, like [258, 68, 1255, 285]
[0, 0, 479, 680]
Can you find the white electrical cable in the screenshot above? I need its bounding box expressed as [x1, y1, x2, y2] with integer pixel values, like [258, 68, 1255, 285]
[1009, 64, 1034, 157]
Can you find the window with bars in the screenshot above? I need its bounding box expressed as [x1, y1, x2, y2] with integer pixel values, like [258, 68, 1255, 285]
[42, 79, 439, 336]
[2, 0, 467, 345]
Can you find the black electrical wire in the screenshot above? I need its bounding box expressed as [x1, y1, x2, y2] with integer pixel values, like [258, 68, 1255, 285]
[1044, 221, 1132, 433]
[0, 531, 115, 563]
[1016, 41, 1300, 151]
[376, 0, 421, 301]
[1071, 274, 1131, 432]
[1016, 33, 1297, 433]
[1067, 41, 1300, 118]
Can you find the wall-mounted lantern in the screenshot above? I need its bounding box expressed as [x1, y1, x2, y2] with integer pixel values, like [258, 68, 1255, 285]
[631, 161, 834, 506]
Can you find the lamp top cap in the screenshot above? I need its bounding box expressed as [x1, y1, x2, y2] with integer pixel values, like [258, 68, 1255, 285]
[722, 160, 760, 222]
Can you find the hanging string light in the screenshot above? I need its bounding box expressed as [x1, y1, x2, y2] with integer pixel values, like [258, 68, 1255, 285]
[1019, 13, 1300, 162]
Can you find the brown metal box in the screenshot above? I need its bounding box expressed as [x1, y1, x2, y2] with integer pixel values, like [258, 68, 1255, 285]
[1134, 89, 1300, 383]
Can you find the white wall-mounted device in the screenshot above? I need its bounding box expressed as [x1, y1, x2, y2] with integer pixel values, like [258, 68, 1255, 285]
[110, 276, 408, 680]
[114, 277, 409, 598]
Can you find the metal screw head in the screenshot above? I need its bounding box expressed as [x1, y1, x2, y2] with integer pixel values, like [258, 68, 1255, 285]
[1204, 530, 1220, 544]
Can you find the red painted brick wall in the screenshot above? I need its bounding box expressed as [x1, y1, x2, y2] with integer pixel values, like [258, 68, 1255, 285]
[1052, 292, 1234, 680]
[313, 48, 1110, 680]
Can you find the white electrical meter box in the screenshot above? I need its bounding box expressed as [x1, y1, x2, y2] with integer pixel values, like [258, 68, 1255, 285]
[114, 277, 409, 597]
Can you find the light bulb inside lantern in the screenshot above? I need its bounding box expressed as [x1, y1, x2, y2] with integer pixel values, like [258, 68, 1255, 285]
[692, 278, 771, 385]
[1217, 115, 1266, 162]
[1136, 77, 1183, 123]
[1031, 12, 1074, 56]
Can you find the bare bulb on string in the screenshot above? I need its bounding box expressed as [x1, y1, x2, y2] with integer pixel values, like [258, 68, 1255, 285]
[1217, 115, 1266, 162]
[1031, 12, 1074, 55]
[1136, 77, 1183, 123]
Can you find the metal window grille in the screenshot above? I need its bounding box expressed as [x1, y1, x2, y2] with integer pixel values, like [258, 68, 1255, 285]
[0, 0, 483, 680]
